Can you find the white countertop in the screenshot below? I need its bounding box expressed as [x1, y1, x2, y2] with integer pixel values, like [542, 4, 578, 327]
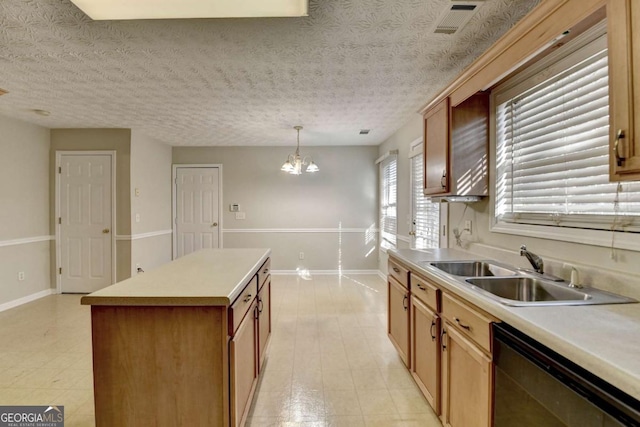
[390, 248, 640, 402]
[81, 248, 271, 307]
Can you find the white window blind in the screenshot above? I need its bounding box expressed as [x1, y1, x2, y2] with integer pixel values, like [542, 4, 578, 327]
[380, 155, 397, 249]
[495, 32, 640, 232]
[411, 145, 440, 249]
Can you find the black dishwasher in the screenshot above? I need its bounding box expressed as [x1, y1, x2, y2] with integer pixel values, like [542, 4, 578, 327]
[493, 322, 640, 427]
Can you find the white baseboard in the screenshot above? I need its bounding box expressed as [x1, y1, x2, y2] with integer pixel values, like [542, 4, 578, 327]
[377, 271, 386, 281]
[0, 288, 55, 313]
[271, 269, 380, 276]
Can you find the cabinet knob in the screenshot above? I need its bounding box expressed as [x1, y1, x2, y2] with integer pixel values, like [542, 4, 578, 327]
[243, 293, 252, 303]
[402, 294, 408, 311]
[430, 319, 437, 341]
[614, 129, 626, 166]
[393, 267, 400, 273]
[440, 170, 447, 188]
[102, 228, 110, 234]
[211, 222, 218, 227]
[441, 328, 447, 351]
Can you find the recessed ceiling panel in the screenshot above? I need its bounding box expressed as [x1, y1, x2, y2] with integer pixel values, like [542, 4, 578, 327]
[70, 0, 309, 20]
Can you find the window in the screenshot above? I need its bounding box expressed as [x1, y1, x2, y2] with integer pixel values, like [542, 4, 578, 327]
[493, 26, 640, 240]
[379, 153, 397, 250]
[410, 141, 441, 249]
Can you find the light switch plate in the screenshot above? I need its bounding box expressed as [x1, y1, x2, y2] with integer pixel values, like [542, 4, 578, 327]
[230, 203, 240, 212]
[235, 212, 246, 220]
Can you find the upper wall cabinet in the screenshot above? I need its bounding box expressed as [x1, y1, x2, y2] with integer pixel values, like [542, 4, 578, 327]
[423, 94, 489, 198]
[608, 0, 640, 180]
[423, 98, 450, 195]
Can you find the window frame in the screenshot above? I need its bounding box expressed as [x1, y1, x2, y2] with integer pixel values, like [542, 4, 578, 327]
[378, 152, 398, 251]
[409, 138, 448, 249]
[489, 21, 640, 251]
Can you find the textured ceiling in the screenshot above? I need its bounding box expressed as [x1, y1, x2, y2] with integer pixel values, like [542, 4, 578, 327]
[0, 0, 539, 146]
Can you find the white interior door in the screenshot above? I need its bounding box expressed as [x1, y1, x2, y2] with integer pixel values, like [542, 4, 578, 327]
[59, 154, 113, 293]
[175, 167, 221, 258]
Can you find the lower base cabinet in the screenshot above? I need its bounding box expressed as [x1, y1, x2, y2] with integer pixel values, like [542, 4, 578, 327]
[387, 256, 495, 427]
[230, 300, 258, 427]
[441, 323, 493, 427]
[388, 276, 410, 367]
[257, 278, 271, 373]
[411, 295, 441, 414]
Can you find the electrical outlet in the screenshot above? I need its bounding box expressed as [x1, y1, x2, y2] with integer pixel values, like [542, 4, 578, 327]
[235, 212, 246, 220]
[464, 220, 472, 234]
[135, 213, 140, 223]
[18, 271, 25, 281]
[134, 187, 140, 197]
[299, 252, 305, 260]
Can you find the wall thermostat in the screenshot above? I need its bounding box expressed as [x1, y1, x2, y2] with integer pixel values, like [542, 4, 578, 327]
[230, 203, 240, 212]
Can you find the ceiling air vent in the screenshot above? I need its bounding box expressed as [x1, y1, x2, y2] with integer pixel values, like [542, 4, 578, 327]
[359, 129, 371, 135]
[434, 1, 484, 35]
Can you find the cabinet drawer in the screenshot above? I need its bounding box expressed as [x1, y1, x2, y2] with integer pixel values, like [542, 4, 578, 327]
[258, 258, 271, 290]
[411, 274, 439, 312]
[389, 258, 409, 290]
[229, 276, 258, 336]
[442, 293, 495, 353]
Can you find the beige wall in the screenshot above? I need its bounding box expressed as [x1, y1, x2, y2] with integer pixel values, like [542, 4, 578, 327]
[0, 115, 51, 305]
[130, 130, 172, 275]
[172, 146, 379, 271]
[50, 128, 132, 282]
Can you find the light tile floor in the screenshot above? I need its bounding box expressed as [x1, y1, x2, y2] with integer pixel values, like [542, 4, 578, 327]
[0, 274, 441, 427]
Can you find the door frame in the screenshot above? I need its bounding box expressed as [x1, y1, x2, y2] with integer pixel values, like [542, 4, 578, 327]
[171, 164, 223, 259]
[55, 151, 117, 294]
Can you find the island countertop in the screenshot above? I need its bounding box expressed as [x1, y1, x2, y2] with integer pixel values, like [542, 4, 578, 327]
[81, 248, 271, 307]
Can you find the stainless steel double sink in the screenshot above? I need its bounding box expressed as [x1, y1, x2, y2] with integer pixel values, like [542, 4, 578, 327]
[426, 261, 636, 307]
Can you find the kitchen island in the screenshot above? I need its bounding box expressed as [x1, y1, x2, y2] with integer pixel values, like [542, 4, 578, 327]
[81, 248, 272, 427]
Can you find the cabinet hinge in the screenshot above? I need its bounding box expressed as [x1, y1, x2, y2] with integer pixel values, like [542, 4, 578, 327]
[58, 166, 62, 174]
[58, 267, 62, 275]
[58, 217, 62, 225]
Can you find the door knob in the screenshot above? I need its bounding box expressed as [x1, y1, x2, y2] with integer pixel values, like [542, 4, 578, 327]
[102, 228, 110, 234]
[211, 222, 218, 227]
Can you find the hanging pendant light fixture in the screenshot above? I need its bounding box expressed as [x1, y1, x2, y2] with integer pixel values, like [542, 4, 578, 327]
[280, 126, 319, 175]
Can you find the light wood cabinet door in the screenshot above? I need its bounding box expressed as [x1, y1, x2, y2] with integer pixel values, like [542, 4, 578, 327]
[257, 279, 271, 374]
[388, 276, 410, 367]
[441, 323, 493, 427]
[410, 295, 440, 414]
[608, 0, 640, 180]
[230, 301, 258, 427]
[424, 98, 450, 195]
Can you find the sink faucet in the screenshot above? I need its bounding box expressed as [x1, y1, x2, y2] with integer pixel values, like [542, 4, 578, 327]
[520, 245, 544, 274]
